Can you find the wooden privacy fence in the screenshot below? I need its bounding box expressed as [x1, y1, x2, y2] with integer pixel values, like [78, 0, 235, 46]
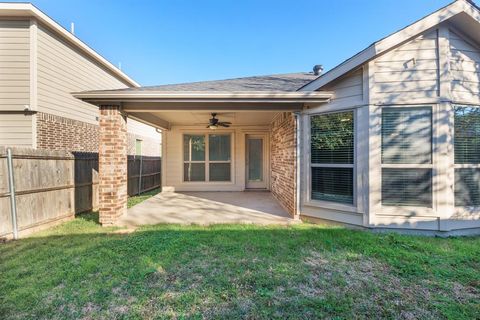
[0, 147, 161, 239]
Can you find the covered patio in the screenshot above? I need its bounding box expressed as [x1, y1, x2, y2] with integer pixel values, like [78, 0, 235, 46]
[74, 74, 332, 226]
[119, 191, 295, 226]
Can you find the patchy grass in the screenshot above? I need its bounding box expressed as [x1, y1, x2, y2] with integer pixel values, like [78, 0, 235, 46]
[0, 215, 478, 319]
[128, 188, 161, 208]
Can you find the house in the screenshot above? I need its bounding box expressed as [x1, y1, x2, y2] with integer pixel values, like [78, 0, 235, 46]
[2, 0, 480, 235]
[0, 3, 161, 156]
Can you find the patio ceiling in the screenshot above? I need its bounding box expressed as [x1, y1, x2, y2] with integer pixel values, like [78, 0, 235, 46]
[74, 90, 333, 130]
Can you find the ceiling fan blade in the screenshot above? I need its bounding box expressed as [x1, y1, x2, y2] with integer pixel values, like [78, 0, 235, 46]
[218, 123, 230, 127]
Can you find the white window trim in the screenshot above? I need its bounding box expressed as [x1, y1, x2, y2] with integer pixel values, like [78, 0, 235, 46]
[378, 105, 437, 216]
[453, 105, 480, 213]
[304, 109, 358, 212]
[182, 132, 234, 183]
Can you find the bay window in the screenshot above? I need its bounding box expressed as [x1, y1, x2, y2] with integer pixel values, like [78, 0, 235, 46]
[454, 106, 480, 207]
[183, 133, 231, 182]
[310, 111, 354, 205]
[381, 107, 433, 207]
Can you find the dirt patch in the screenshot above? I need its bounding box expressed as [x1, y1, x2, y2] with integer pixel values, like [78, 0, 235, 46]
[298, 250, 447, 319]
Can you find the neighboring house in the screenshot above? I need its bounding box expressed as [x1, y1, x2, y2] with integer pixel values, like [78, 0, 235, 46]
[2, 0, 479, 235]
[0, 3, 161, 156]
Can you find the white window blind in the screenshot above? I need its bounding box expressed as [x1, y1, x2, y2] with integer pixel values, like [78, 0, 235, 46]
[310, 111, 354, 204]
[454, 106, 480, 207]
[381, 107, 432, 164]
[381, 107, 433, 207]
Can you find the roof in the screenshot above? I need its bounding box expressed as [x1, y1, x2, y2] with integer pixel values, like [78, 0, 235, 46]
[0, 2, 139, 87]
[299, 0, 480, 91]
[86, 72, 318, 93]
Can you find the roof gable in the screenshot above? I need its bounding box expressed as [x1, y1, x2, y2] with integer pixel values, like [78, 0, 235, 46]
[299, 0, 480, 91]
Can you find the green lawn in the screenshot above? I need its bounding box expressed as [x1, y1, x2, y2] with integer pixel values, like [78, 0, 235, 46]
[0, 194, 479, 319]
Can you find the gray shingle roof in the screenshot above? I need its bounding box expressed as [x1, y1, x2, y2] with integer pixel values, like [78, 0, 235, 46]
[103, 72, 319, 92]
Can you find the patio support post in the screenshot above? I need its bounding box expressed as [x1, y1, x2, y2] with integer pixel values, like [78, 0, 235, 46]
[98, 104, 128, 226]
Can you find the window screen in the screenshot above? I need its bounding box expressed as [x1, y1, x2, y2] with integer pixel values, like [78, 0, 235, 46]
[184, 163, 205, 182]
[382, 168, 432, 207]
[311, 112, 354, 164]
[382, 108, 432, 164]
[455, 168, 480, 207]
[312, 167, 353, 204]
[454, 107, 480, 164]
[310, 111, 354, 205]
[454, 107, 480, 207]
[184, 135, 205, 161]
[209, 134, 231, 161]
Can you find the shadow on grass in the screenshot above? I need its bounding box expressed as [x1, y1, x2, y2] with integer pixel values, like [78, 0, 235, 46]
[0, 214, 479, 319]
[74, 188, 162, 226]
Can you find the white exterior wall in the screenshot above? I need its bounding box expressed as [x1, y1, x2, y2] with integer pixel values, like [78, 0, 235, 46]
[301, 24, 480, 233]
[162, 126, 269, 192]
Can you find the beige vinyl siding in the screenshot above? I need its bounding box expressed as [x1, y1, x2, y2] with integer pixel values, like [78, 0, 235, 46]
[373, 30, 439, 103]
[321, 69, 363, 106]
[36, 23, 129, 125]
[0, 20, 30, 111]
[449, 30, 480, 104]
[0, 113, 32, 146]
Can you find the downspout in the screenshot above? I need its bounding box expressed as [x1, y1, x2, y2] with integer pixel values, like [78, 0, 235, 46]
[294, 111, 302, 220]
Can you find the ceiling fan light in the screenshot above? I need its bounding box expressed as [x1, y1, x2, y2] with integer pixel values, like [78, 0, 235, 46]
[208, 124, 218, 130]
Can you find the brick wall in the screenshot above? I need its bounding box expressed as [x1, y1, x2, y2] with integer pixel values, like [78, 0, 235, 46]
[36, 112, 161, 155]
[270, 112, 297, 217]
[37, 112, 99, 152]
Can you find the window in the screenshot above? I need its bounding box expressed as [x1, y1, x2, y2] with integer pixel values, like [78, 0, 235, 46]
[183, 134, 231, 182]
[135, 139, 142, 156]
[454, 106, 480, 207]
[209, 134, 231, 181]
[381, 107, 433, 207]
[310, 111, 354, 204]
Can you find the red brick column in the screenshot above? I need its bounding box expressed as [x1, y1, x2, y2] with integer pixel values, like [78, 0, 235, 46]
[98, 105, 128, 225]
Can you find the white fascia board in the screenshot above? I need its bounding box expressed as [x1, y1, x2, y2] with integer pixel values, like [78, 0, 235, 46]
[300, 0, 473, 92]
[72, 91, 334, 103]
[0, 3, 140, 88]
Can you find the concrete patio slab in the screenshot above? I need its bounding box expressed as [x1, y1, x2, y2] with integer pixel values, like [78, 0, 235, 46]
[118, 191, 297, 226]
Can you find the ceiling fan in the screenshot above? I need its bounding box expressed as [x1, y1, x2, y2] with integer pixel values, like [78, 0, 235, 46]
[206, 113, 231, 129]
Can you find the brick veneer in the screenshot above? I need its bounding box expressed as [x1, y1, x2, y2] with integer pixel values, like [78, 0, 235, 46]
[270, 112, 297, 217]
[37, 112, 99, 152]
[36, 112, 161, 155]
[98, 105, 128, 225]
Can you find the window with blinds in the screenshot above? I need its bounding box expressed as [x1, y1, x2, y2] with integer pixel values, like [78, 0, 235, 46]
[381, 107, 433, 207]
[382, 169, 432, 206]
[381, 108, 432, 164]
[455, 168, 480, 207]
[310, 111, 354, 204]
[454, 106, 480, 207]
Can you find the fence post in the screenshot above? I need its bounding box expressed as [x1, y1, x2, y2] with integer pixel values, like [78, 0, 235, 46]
[6, 148, 18, 240]
[138, 155, 143, 195]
